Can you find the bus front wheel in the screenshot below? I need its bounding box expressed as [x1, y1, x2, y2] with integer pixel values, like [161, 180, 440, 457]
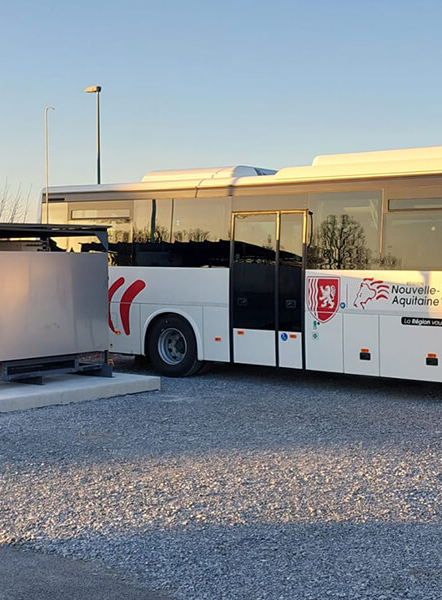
[147, 315, 203, 377]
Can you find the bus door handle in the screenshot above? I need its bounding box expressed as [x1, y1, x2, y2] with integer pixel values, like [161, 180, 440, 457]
[237, 297, 248, 307]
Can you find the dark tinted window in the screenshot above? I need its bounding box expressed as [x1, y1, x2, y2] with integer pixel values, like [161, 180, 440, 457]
[64, 197, 231, 267]
[232, 213, 276, 330]
[170, 197, 231, 267]
[279, 213, 303, 331]
[67, 201, 132, 265]
[132, 198, 172, 266]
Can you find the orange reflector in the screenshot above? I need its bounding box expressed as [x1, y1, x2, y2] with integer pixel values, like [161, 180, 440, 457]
[115, 330, 121, 335]
[428, 353, 437, 358]
[238, 331, 244, 335]
[289, 334, 297, 339]
[215, 337, 221, 342]
[361, 348, 369, 353]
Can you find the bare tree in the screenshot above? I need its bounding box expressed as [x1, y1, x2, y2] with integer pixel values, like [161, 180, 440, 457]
[0, 180, 32, 222]
[308, 214, 401, 270]
[133, 225, 170, 243]
[173, 228, 211, 242]
[309, 214, 372, 269]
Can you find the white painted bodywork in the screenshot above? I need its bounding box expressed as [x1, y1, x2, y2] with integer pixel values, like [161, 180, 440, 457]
[109, 267, 230, 361]
[343, 314, 380, 377]
[110, 263, 442, 382]
[305, 312, 344, 373]
[202, 307, 230, 361]
[305, 270, 442, 382]
[379, 316, 442, 382]
[278, 332, 303, 369]
[233, 329, 276, 366]
[231, 329, 303, 369]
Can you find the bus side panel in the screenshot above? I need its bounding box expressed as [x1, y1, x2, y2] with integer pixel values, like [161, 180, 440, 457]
[343, 314, 380, 376]
[380, 315, 442, 382]
[305, 312, 344, 373]
[304, 270, 344, 373]
[306, 269, 442, 382]
[109, 301, 142, 355]
[278, 332, 303, 369]
[233, 329, 276, 366]
[108, 267, 229, 360]
[203, 307, 230, 362]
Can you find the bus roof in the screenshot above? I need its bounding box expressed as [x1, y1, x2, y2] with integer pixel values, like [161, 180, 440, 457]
[312, 145, 442, 166]
[46, 146, 442, 196]
[46, 165, 276, 195]
[141, 165, 276, 181]
[269, 145, 442, 183]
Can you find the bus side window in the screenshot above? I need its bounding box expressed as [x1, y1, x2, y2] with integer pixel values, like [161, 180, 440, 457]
[383, 202, 442, 270]
[132, 198, 173, 266]
[170, 197, 231, 267]
[308, 191, 381, 270]
[68, 202, 133, 263]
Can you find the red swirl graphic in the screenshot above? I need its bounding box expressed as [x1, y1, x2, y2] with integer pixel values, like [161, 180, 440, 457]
[108, 277, 125, 333]
[120, 280, 146, 335]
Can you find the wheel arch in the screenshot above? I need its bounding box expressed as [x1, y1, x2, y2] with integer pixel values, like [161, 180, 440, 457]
[142, 309, 204, 360]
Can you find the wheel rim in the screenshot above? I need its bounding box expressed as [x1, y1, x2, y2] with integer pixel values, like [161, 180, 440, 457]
[158, 327, 187, 365]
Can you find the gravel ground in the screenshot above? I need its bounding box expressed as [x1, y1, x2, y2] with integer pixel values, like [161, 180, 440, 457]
[0, 360, 442, 599]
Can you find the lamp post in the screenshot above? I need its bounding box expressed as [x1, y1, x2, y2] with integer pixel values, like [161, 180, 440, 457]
[84, 85, 102, 184]
[44, 106, 54, 223]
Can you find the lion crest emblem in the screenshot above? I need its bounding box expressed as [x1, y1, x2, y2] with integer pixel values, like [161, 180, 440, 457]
[353, 278, 390, 309]
[307, 277, 340, 322]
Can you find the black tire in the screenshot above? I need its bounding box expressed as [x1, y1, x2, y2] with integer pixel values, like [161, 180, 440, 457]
[193, 361, 213, 375]
[147, 315, 203, 377]
[134, 354, 150, 367]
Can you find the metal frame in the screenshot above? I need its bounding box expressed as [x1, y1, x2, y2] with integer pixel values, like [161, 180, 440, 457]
[0, 223, 109, 251]
[0, 354, 112, 385]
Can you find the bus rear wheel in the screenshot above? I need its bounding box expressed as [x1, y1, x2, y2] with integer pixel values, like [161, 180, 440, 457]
[147, 315, 203, 377]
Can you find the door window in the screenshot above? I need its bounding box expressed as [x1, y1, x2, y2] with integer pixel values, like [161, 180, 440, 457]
[232, 214, 277, 330]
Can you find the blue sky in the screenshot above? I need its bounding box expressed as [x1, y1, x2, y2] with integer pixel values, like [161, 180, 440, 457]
[1, 0, 441, 218]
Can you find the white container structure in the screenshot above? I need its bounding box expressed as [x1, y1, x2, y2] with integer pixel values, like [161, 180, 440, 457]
[0, 223, 110, 382]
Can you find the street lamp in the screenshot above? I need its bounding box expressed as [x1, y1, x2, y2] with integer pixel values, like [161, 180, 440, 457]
[84, 85, 102, 184]
[44, 106, 55, 223]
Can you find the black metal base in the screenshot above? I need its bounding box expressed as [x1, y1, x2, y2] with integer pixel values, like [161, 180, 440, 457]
[0, 353, 113, 384]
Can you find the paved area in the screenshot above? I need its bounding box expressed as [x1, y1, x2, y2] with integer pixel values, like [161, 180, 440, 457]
[0, 545, 167, 599]
[0, 372, 160, 413]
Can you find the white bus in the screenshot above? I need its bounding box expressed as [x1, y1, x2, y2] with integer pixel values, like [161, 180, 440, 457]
[44, 146, 442, 382]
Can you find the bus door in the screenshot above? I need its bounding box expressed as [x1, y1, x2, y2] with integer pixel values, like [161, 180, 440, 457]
[231, 211, 307, 368]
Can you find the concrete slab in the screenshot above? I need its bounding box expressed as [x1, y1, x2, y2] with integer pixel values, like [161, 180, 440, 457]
[0, 372, 160, 413]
